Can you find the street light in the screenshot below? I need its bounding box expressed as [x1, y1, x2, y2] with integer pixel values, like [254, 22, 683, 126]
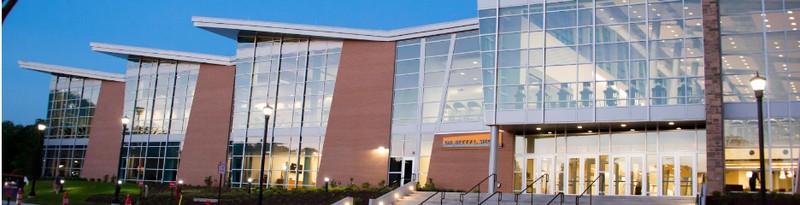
[258, 105, 273, 205]
[750, 72, 767, 205]
[324, 177, 330, 192]
[29, 124, 46, 198]
[112, 116, 130, 204]
[247, 178, 253, 194]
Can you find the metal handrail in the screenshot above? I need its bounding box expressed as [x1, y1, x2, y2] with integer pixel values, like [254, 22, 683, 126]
[459, 173, 497, 204]
[478, 191, 502, 205]
[575, 175, 604, 205]
[515, 173, 549, 205]
[418, 190, 445, 205]
[546, 192, 564, 205]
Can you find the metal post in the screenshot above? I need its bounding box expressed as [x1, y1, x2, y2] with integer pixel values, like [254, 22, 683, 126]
[755, 90, 766, 205]
[258, 115, 270, 205]
[112, 123, 127, 204]
[488, 126, 499, 193]
[217, 173, 223, 204]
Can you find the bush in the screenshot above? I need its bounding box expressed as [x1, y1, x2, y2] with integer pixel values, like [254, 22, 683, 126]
[361, 182, 371, 190]
[103, 175, 109, 182]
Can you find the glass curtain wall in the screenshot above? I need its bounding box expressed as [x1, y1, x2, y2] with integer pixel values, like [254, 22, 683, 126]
[479, 0, 705, 113]
[392, 31, 483, 186]
[42, 76, 101, 177]
[120, 57, 199, 182]
[228, 32, 341, 188]
[514, 125, 707, 196]
[719, 0, 800, 193]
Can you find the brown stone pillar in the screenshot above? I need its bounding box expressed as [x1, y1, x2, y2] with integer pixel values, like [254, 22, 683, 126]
[703, 0, 725, 194]
[177, 64, 235, 185]
[81, 81, 125, 180]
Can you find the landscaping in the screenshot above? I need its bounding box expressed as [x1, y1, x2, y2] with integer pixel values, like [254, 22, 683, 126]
[21, 178, 394, 205]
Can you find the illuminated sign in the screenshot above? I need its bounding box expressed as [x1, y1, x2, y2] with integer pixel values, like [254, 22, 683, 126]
[442, 133, 501, 149]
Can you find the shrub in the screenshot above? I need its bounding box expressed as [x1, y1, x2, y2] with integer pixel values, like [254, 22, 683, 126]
[361, 182, 371, 190]
[378, 179, 386, 188]
[103, 175, 109, 182]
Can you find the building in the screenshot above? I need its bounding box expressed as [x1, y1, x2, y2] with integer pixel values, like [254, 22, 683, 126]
[19, 0, 800, 196]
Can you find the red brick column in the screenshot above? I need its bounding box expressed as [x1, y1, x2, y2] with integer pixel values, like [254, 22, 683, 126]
[81, 81, 125, 180]
[317, 40, 396, 186]
[177, 64, 235, 185]
[703, 0, 725, 194]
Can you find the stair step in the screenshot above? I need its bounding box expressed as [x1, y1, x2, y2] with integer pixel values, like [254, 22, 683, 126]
[391, 192, 696, 205]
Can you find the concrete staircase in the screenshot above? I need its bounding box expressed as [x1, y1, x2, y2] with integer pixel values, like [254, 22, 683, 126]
[392, 192, 697, 205]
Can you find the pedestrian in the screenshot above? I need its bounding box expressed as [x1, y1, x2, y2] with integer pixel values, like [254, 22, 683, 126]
[53, 176, 62, 194]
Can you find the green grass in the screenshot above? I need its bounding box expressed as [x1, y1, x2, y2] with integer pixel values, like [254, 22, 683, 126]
[23, 180, 140, 205]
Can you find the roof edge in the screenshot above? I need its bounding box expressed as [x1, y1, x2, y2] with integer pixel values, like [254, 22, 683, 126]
[18, 60, 125, 82]
[192, 16, 479, 41]
[90, 42, 235, 66]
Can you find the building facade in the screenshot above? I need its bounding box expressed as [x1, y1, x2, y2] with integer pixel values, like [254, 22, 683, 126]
[20, 0, 799, 196]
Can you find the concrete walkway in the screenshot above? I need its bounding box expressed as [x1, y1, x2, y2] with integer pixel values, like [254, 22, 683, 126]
[1, 200, 38, 205]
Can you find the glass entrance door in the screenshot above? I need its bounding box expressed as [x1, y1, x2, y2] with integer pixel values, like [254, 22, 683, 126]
[567, 156, 598, 194]
[523, 156, 554, 194]
[388, 157, 414, 186]
[611, 155, 645, 195]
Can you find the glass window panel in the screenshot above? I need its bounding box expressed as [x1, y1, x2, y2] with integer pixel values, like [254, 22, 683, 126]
[425, 56, 448, 72]
[546, 28, 576, 47]
[650, 39, 684, 59]
[545, 83, 576, 108]
[394, 74, 419, 89]
[397, 45, 421, 60]
[422, 87, 443, 102]
[499, 49, 528, 67]
[546, 10, 577, 29]
[425, 41, 451, 56]
[449, 68, 482, 85]
[394, 89, 418, 104]
[424, 72, 445, 86]
[500, 32, 528, 50]
[499, 67, 527, 85]
[454, 37, 480, 53]
[499, 15, 529, 32]
[545, 47, 577, 65]
[452, 53, 481, 69]
[396, 60, 420, 75]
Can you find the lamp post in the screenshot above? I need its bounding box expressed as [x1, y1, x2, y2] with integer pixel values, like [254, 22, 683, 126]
[59, 180, 65, 192]
[247, 178, 253, 194]
[324, 177, 329, 192]
[258, 105, 273, 205]
[112, 116, 130, 204]
[29, 124, 46, 198]
[750, 72, 767, 205]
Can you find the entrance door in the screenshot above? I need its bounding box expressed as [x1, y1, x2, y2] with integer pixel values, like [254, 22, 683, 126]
[660, 154, 696, 196]
[388, 157, 414, 186]
[523, 156, 554, 194]
[567, 156, 598, 195]
[611, 155, 645, 195]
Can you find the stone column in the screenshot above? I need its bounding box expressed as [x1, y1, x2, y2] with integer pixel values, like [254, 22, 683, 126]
[702, 0, 725, 194]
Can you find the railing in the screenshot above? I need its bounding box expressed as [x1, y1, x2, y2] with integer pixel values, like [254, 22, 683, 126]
[418, 191, 445, 205]
[478, 191, 502, 205]
[546, 192, 564, 205]
[515, 174, 549, 205]
[459, 174, 497, 205]
[575, 175, 604, 205]
[374, 175, 416, 198]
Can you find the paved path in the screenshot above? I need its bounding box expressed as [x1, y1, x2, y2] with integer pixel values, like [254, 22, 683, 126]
[1, 200, 38, 205]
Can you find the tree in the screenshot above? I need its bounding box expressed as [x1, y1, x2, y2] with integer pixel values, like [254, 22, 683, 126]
[2, 119, 46, 178]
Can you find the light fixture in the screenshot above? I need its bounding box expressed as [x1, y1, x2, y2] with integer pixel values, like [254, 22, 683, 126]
[630, 129, 635, 131]
[747, 171, 754, 178]
[787, 171, 794, 178]
[37, 124, 46, 131]
[324, 177, 330, 182]
[620, 124, 627, 127]
[178, 180, 184, 184]
[378, 146, 386, 151]
[750, 73, 767, 92]
[536, 127, 542, 131]
[668, 122, 675, 126]
[117, 180, 123, 185]
[577, 125, 583, 129]
[588, 130, 593, 133]
[121, 116, 130, 125]
[677, 127, 682, 130]
[248, 178, 253, 183]
[780, 170, 787, 179]
[60, 179, 65, 184]
[262, 105, 274, 116]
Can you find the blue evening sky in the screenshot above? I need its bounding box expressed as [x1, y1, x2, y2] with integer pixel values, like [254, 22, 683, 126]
[2, 0, 477, 124]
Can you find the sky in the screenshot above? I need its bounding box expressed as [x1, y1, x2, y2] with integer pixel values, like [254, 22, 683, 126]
[2, 0, 477, 124]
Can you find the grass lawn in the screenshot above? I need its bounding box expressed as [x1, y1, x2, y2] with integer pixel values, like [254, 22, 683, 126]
[23, 179, 140, 205]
